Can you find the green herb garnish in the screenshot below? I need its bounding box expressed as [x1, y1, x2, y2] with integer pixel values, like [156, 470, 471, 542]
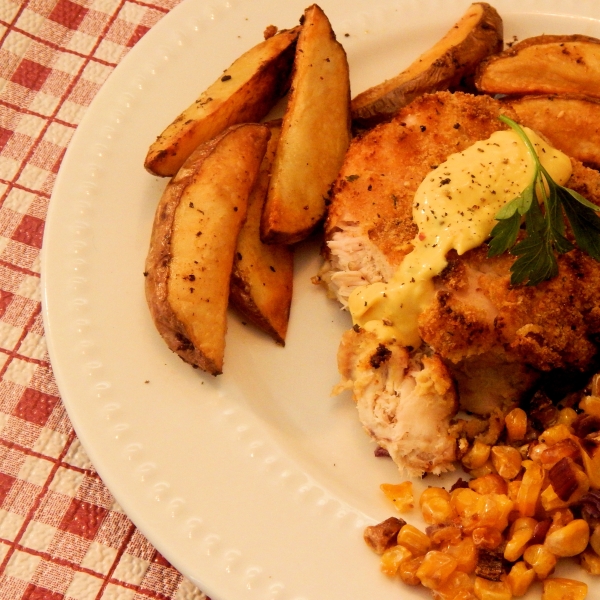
[487, 115, 600, 286]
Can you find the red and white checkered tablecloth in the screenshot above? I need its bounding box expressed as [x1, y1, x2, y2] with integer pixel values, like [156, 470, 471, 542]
[0, 0, 209, 598]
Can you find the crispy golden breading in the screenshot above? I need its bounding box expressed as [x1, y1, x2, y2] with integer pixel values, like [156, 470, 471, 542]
[327, 91, 600, 420]
[326, 91, 518, 267]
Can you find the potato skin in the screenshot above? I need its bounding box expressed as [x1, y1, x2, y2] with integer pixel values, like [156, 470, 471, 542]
[145, 123, 270, 375]
[229, 122, 293, 345]
[351, 2, 503, 128]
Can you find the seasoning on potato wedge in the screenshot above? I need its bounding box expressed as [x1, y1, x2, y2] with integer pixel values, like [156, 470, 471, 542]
[260, 4, 351, 245]
[350, 2, 503, 128]
[145, 123, 270, 375]
[144, 27, 299, 178]
[475, 34, 600, 97]
[230, 121, 293, 345]
[506, 94, 600, 171]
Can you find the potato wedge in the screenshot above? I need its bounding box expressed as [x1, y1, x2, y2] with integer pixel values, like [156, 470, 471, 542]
[506, 94, 600, 170]
[476, 34, 600, 97]
[230, 122, 293, 345]
[260, 4, 351, 245]
[144, 27, 299, 177]
[145, 123, 270, 375]
[351, 2, 502, 127]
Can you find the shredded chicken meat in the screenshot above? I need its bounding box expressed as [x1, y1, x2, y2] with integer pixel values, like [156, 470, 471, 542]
[322, 91, 600, 475]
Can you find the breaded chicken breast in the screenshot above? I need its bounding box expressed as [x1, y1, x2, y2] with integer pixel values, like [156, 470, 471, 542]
[322, 91, 600, 474]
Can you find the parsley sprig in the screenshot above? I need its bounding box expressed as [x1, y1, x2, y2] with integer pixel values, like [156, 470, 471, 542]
[487, 115, 600, 286]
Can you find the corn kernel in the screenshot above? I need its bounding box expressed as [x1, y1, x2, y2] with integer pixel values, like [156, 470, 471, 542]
[504, 517, 536, 562]
[510, 516, 538, 535]
[397, 523, 431, 556]
[441, 537, 478, 574]
[380, 481, 414, 512]
[547, 508, 574, 536]
[516, 461, 544, 517]
[540, 424, 572, 446]
[556, 407, 578, 427]
[428, 525, 462, 546]
[523, 544, 557, 579]
[507, 480, 521, 502]
[580, 395, 600, 418]
[432, 570, 474, 600]
[580, 442, 600, 489]
[451, 488, 480, 516]
[416, 550, 458, 590]
[420, 487, 455, 525]
[542, 578, 588, 600]
[420, 486, 450, 506]
[491, 446, 522, 480]
[590, 525, 600, 556]
[469, 473, 508, 495]
[463, 493, 514, 534]
[380, 544, 412, 576]
[505, 525, 534, 562]
[544, 519, 590, 557]
[462, 440, 491, 470]
[472, 527, 503, 550]
[469, 460, 497, 479]
[507, 561, 536, 597]
[398, 555, 423, 586]
[473, 576, 512, 600]
[580, 548, 600, 575]
[505, 408, 528, 442]
[528, 442, 549, 462]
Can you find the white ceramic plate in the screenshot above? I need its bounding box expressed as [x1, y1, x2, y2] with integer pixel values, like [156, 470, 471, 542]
[42, 1, 600, 598]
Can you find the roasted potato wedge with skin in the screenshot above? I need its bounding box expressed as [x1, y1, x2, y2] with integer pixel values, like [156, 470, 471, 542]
[145, 123, 270, 375]
[476, 34, 600, 97]
[144, 27, 299, 177]
[351, 2, 502, 128]
[260, 4, 351, 245]
[230, 122, 293, 345]
[506, 94, 600, 171]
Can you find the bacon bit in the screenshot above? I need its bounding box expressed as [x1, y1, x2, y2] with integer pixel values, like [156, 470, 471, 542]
[363, 517, 406, 554]
[578, 490, 600, 519]
[419, 232, 426, 241]
[475, 549, 504, 581]
[374, 446, 391, 458]
[530, 519, 552, 545]
[527, 391, 558, 431]
[572, 413, 600, 438]
[549, 458, 579, 501]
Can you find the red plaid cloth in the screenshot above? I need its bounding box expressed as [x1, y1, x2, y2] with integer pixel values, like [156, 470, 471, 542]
[0, 0, 208, 598]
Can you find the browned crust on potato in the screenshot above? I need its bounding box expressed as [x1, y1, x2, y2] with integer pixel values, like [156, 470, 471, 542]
[145, 123, 270, 375]
[351, 2, 503, 128]
[260, 4, 351, 245]
[145, 27, 299, 177]
[505, 94, 600, 170]
[229, 122, 293, 345]
[475, 34, 600, 97]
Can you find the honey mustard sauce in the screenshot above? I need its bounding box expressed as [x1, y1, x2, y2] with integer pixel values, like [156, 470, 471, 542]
[348, 128, 572, 348]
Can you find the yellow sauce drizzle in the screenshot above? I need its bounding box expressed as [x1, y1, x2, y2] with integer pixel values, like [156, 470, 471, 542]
[348, 128, 572, 348]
